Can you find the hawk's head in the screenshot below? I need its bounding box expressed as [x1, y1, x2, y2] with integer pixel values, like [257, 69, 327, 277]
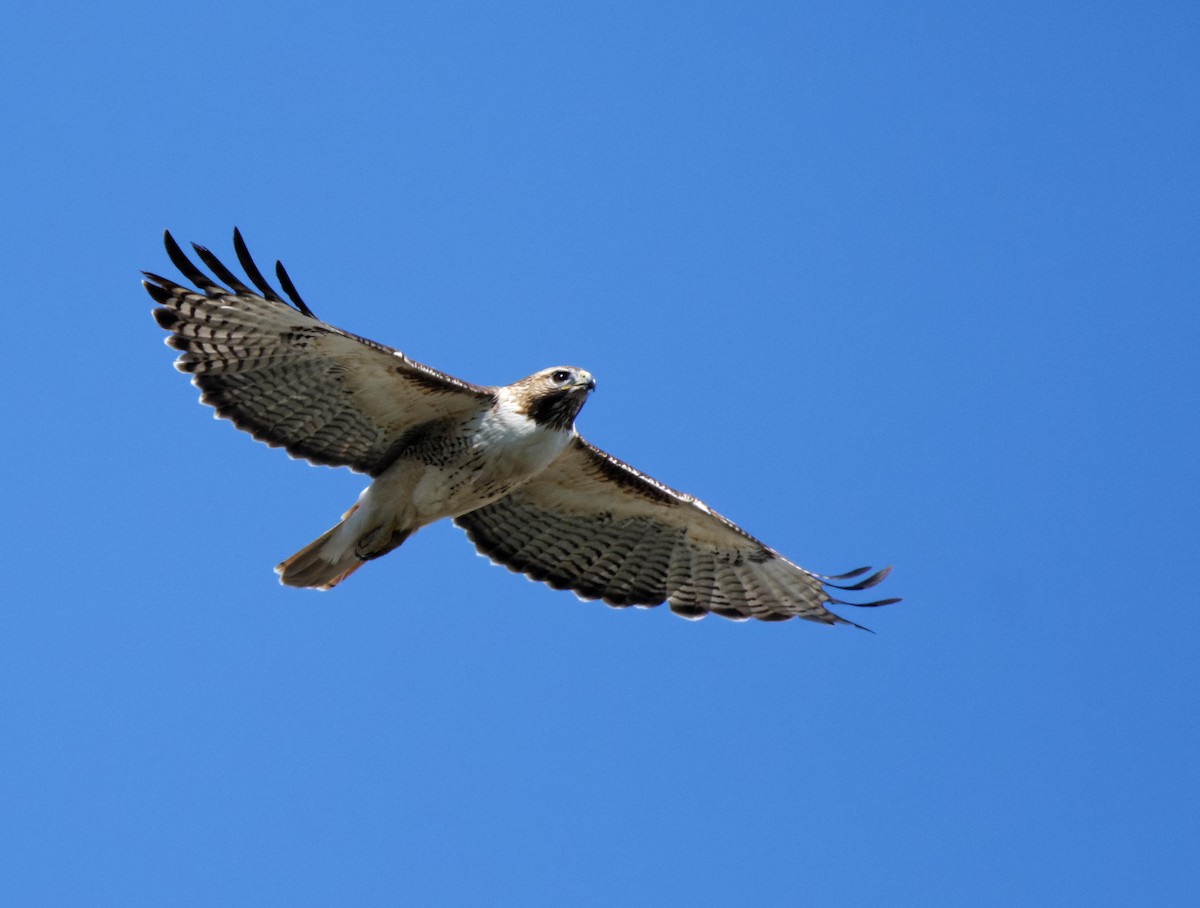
[510, 366, 596, 431]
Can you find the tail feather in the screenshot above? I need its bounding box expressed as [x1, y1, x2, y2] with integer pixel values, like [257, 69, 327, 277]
[275, 523, 365, 590]
[275, 503, 413, 590]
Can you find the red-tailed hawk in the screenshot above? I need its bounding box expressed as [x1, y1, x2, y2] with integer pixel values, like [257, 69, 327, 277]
[145, 230, 899, 627]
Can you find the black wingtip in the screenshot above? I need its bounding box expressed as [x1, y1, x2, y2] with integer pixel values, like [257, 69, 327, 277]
[826, 565, 872, 581]
[144, 281, 173, 306]
[824, 564, 899, 628]
[151, 305, 179, 328]
[232, 227, 284, 302]
[192, 241, 253, 296]
[829, 595, 902, 609]
[162, 230, 189, 275]
[275, 258, 315, 318]
[158, 227, 316, 318]
[824, 565, 893, 592]
[835, 613, 877, 633]
[163, 230, 217, 293]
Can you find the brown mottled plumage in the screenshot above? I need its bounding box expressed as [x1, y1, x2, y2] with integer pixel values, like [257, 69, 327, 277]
[146, 229, 899, 626]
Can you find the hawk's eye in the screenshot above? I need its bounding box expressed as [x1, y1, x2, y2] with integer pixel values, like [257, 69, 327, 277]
[551, 370, 571, 384]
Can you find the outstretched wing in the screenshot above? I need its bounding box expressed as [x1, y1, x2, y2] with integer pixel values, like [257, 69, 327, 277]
[145, 229, 497, 476]
[455, 437, 898, 626]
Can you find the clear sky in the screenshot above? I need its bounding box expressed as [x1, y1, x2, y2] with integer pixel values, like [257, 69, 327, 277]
[1, 1, 1196, 905]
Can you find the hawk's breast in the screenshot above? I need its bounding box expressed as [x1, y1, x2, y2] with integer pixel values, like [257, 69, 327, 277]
[407, 398, 573, 521]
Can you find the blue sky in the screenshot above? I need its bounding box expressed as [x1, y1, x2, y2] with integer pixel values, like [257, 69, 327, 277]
[1, 1, 1197, 904]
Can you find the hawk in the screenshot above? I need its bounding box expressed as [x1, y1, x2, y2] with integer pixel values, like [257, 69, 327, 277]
[145, 230, 899, 627]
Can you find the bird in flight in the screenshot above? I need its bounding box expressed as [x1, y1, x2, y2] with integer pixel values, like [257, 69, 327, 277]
[145, 230, 898, 627]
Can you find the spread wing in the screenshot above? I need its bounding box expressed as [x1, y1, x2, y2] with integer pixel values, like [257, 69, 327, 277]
[145, 229, 497, 476]
[454, 437, 899, 626]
